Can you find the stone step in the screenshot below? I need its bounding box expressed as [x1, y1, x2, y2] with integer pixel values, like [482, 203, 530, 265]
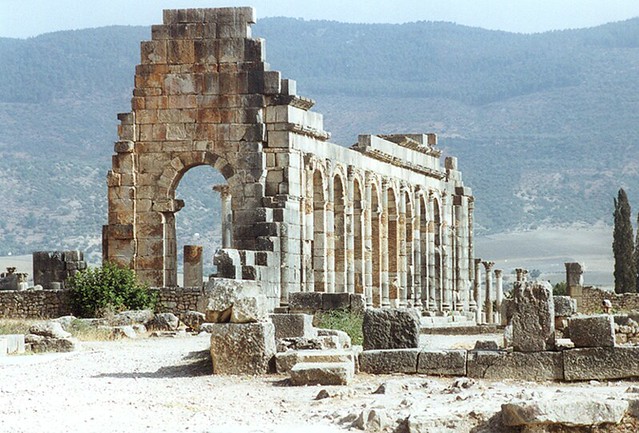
[275, 348, 356, 373]
[289, 361, 354, 386]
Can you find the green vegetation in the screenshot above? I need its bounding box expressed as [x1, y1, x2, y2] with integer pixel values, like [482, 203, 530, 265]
[315, 309, 363, 346]
[553, 281, 568, 296]
[613, 189, 636, 293]
[68, 262, 157, 318]
[0, 319, 33, 335]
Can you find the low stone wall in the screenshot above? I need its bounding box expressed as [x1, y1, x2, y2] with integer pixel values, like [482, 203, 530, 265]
[581, 286, 639, 314]
[153, 287, 205, 317]
[0, 287, 207, 320]
[0, 290, 73, 319]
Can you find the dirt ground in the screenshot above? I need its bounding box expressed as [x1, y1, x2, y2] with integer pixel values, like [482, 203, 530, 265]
[1, 334, 637, 433]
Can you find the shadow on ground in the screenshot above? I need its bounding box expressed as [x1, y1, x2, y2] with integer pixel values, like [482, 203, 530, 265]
[93, 350, 212, 379]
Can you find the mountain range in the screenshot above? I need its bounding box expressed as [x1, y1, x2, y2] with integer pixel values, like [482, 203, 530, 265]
[1, 17, 639, 265]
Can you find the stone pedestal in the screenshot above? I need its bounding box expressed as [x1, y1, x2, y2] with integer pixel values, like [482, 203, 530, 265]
[565, 262, 585, 311]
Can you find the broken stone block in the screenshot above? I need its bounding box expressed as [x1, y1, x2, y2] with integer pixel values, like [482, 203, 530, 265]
[501, 398, 628, 427]
[554, 296, 576, 317]
[289, 362, 354, 386]
[25, 334, 78, 353]
[350, 294, 366, 314]
[564, 346, 639, 381]
[204, 278, 266, 323]
[359, 349, 419, 374]
[148, 312, 180, 331]
[276, 349, 355, 374]
[109, 309, 155, 326]
[2, 334, 25, 354]
[316, 328, 351, 349]
[182, 310, 206, 331]
[209, 322, 275, 374]
[112, 326, 137, 339]
[511, 281, 555, 352]
[467, 350, 563, 381]
[29, 322, 72, 339]
[0, 338, 7, 356]
[417, 349, 467, 376]
[362, 308, 420, 350]
[568, 315, 615, 348]
[270, 313, 316, 340]
[353, 409, 391, 431]
[321, 293, 351, 311]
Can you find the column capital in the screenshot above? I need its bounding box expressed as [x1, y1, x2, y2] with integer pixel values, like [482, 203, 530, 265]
[482, 261, 495, 271]
[494, 269, 503, 278]
[212, 184, 230, 197]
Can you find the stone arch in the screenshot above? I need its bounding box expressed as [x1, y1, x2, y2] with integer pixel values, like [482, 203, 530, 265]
[403, 188, 414, 306]
[417, 191, 430, 308]
[432, 194, 443, 310]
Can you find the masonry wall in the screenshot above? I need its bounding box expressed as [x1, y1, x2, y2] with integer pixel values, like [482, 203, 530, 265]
[0, 288, 206, 320]
[0, 290, 73, 319]
[581, 286, 639, 314]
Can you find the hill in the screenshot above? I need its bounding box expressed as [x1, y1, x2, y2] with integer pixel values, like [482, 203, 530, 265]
[1, 18, 639, 263]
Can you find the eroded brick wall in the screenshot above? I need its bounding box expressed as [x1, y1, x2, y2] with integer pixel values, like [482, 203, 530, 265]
[581, 286, 639, 314]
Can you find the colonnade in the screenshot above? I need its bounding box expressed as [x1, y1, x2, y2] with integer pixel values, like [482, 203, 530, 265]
[300, 161, 474, 312]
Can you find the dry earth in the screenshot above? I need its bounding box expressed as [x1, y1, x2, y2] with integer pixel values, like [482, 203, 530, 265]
[2, 334, 637, 433]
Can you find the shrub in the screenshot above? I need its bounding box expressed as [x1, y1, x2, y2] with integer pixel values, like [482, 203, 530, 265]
[315, 309, 363, 345]
[68, 262, 157, 318]
[553, 281, 568, 296]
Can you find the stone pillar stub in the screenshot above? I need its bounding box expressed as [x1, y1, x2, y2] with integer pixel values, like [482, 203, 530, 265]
[511, 280, 555, 352]
[183, 245, 203, 288]
[565, 262, 585, 311]
[482, 261, 495, 324]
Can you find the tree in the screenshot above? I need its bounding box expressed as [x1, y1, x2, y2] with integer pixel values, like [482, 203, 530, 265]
[635, 212, 639, 291]
[613, 188, 636, 293]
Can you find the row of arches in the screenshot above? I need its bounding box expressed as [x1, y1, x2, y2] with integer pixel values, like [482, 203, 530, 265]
[301, 159, 469, 310]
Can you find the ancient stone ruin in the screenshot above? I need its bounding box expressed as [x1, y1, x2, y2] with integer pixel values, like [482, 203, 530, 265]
[102, 7, 476, 315]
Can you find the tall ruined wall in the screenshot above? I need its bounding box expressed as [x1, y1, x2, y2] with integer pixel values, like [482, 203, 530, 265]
[103, 7, 475, 313]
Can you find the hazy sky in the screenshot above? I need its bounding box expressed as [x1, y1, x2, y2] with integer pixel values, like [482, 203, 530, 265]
[2, 0, 639, 38]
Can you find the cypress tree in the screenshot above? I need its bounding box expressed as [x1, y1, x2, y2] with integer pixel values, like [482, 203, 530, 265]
[635, 212, 639, 291]
[613, 188, 636, 293]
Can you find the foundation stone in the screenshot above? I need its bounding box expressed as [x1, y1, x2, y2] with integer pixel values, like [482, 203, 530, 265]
[563, 346, 639, 381]
[568, 314, 615, 347]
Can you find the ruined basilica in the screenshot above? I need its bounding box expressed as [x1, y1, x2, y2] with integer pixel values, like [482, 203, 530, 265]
[102, 7, 476, 314]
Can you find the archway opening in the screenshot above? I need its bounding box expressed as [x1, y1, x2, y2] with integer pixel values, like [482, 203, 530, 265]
[174, 165, 226, 287]
[404, 191, 414, 305]
[419, 196, 429, 307]
[387, 188, 398, 303]
[370, 183, 381, 306]
[433, 197, 442, 310]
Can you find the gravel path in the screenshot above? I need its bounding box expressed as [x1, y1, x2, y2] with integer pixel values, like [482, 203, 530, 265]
[1, 335, 634, 433]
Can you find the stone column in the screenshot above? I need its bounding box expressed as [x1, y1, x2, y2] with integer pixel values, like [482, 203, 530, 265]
[441, 194, 452, 312]
[398, 188, 407, 307]
[326, 175, 335, 293]
[515, 268, 528, 282]
[427, 195, 436, 311]
[565, 262, 585, 311]
[381, 179, 390, 307]
[346, 167, 356, 294]
[413, 191, 422, 308]
[364, 177, 374, 307]
[483, 261, 495, 324]
[494, 269, 503, 324]
[213, 185, 232, 249]
[183, 245, 203, 288]
[474, 258, 483, 323]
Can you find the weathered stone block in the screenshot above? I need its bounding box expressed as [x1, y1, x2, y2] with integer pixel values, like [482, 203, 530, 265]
[204, 278, 266, 323]
[359, 349, 419, 374]
[2, 334, 25, 354]
[501, 399, 628, 427]
[289, 362, 353, 386]
[288, 292, 323, 313]
[26, 335, 79, 353]
[511, 281, 555, 352]
[270, 313, 316, 340]
[275, 349, 355, 373]
[554, 296, 576, 317]
[29, 322, 72, 339]
[322, 293, 351, 311]
[417, 349, 467, 376]
[564, 346, 639, 381]
[363, 308, 420, 350]
[568, 315, 614, 347]
[209, 322, 275, 375]
[317, 329, 351, 349]
[467, 350, 563, 381]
